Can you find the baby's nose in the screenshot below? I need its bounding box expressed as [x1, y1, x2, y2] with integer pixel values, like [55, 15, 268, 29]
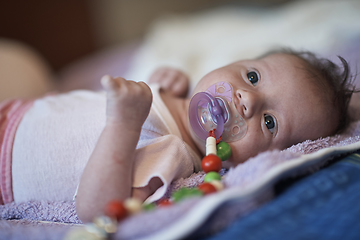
[236, 89, 262, 119]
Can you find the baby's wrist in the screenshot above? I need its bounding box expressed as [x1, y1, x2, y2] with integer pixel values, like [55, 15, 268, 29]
[105, 120, 142, 136]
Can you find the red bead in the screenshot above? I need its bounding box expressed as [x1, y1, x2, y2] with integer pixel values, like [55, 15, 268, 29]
[104, 200, 128, 221]
[198, 183, 217, 195]
[201, 154, 222, 173]
[158, 199, 172, 207]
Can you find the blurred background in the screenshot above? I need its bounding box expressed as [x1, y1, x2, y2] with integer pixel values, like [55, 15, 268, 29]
[0, 0, 289, 71]
[0, 0, 359, 100]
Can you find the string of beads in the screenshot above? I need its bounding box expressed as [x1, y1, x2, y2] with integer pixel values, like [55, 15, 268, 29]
[65, 130, 231, 240]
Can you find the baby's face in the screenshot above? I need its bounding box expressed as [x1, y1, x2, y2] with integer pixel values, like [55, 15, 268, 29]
[191, 53, 336, 167]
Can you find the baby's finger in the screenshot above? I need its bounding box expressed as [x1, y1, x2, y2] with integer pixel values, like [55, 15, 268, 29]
[101, 75, 120, 91]
[161, 70, 178, 88]
[137, 81, 153, 96]
[148, 68, 166, 84]
[171, 75, 189, 97]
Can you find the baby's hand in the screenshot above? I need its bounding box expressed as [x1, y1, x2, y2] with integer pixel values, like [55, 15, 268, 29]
[148, 67, 189, 98]
[101, 75, 152, 130]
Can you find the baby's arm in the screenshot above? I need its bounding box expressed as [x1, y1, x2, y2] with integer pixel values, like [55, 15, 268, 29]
[76, 76, 152, 223]
[148, 67, 190, 98]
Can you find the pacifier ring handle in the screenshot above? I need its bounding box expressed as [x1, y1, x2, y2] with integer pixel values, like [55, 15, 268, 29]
[209, 129, 222, 144]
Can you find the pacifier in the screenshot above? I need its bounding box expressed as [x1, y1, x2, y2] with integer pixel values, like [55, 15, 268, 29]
[189, 82, 247, 142]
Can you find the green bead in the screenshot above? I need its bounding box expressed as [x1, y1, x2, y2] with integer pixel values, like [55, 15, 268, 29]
[216, 141, 232, 161]
[172, 187, 203, 203]
[143, 203, 156, 211]
[204, 172, 221, 182]
[172, 188, 186, 202]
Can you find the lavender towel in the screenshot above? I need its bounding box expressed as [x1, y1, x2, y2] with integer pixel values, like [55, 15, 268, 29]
[1, 120, 360, 240]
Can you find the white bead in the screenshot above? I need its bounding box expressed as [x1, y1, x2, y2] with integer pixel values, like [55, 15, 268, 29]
[210, 180, 224, 191]
[93, 216, 117, 233]
[206, 136, 217, 156]
[85, 223, 107, 238]
[124, 198, 143, 215]
[64, 227, 103, 240]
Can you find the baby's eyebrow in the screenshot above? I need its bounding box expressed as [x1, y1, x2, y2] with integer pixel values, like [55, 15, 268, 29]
[258, 59, 271, 76]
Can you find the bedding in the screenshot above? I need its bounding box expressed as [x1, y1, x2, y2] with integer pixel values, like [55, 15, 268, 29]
[1, 120, 360, 239]
[205, 152, 360, 240]
[1, 0, 360, 239]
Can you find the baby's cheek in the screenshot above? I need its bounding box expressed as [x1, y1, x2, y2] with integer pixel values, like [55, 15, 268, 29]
[226, 143, 248, 165]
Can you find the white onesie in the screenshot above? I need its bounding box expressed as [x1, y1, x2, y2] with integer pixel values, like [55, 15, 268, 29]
[11, 84, 201, 203]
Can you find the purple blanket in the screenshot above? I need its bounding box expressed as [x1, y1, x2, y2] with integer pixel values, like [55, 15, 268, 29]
[1, 120, 360, 240]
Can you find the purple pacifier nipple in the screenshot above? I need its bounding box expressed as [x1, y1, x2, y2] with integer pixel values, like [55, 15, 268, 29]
[189, 92, 225, 140]
[189, 82, 247, 142]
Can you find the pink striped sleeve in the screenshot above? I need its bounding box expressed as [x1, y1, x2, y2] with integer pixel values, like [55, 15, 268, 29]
[0, 99, 34, 204]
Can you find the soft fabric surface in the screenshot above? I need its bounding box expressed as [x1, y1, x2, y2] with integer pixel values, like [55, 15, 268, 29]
[206, 154, 360, 240]
[0, 99, 35, 204]
[1, 121, 360, 239]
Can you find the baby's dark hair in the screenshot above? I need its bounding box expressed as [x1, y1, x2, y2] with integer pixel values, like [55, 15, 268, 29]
[261, 48, 357, 135]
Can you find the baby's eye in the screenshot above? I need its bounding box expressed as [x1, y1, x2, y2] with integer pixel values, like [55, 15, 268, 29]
[247, 71, 259, 86]
[264, 114, 276, 134]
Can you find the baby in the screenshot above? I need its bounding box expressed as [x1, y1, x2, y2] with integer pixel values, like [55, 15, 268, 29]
[0, 49, 354, 223]
[76, 50, 355, 222]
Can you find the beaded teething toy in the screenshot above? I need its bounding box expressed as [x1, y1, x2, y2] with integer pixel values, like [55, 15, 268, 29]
[65, 131, 231, 240]
[65, 82, 243, 239]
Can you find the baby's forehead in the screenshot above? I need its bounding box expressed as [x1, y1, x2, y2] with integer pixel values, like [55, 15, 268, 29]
[260, 52, 306, 65]
[233, 53, 305, 68]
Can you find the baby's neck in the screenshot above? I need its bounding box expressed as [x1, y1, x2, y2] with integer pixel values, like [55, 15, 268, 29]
[160, 91, 203, 157]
